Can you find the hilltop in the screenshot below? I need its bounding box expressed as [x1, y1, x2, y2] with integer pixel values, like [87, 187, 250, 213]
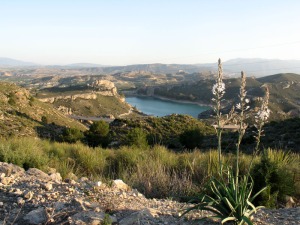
[0, 82, 86, 138]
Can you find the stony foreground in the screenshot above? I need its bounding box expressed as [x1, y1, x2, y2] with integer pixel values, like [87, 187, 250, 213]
[0, 162, 299, 225]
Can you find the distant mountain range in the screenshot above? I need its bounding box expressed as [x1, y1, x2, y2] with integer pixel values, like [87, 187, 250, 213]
[2, 57, 300, 77]
[0, 57, 37, 67]
[199, 58, 300, 77]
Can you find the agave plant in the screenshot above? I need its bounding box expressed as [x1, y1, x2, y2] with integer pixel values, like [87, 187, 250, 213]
[183, 169, 265, 225]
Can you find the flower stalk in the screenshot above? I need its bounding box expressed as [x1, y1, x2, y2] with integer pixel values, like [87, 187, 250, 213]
[248, 86, 270, 172]
[212, 58, 226, 174]
[235, 71, 249, 193]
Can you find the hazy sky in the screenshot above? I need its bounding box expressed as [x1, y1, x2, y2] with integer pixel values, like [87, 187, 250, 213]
[1, 0, 300, 65]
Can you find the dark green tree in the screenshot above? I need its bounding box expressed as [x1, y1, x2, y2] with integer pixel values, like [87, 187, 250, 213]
[179, 128, 204, 149]
[60, 128, 84, 143]
[125, 127, 148, 148]
[84, 120, 110, 147]
[41, 116, 48, 124]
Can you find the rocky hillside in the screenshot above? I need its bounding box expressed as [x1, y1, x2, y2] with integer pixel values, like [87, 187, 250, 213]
[0, 162, 299, 225]
[35, 80, 132, 118]
[0, 82, 86, 138]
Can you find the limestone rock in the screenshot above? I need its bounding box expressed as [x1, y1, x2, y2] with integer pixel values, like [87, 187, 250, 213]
[0, 162, 25, 177]
[70, 211, 117, 225]
[41, 182, 53, 191]
[119, 208, 159, 225]
[112, 179, 129, 191]
[79, 177, 89, 183]
[17, 197, 25, 205]
[23, 207, 48, 225]
[23, 190, 34, 200]
[26, 168, 50, 181]
[0, 177, 12, 185]
[90, 80, 118, 96]
[49, 172, 62, 183]
[71, 198, 87, 211]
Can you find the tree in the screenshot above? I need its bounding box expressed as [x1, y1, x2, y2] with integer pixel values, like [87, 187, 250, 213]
[125, 127, 148, 148]
[84, 121, 110, 147]
[41, 116, 48, 124]
[60, 128, 84, 143]
[179, 128, 204, 149]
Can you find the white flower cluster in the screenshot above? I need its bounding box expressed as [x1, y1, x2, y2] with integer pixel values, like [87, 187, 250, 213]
[236, 72, 250, 113]
[256, 108, 270, 122]
[255, 86, 270, 126]
[236, 101, 250, 110]
[212, 82, 225, 97]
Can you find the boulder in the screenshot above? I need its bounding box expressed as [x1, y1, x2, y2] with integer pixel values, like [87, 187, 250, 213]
[23, 207, 48, 225]
[119, 208, 159, 225]
[112, 179, 129, 191]
[0, 162, 25, 177]
[26, 168, 50, 181]
[49, 172, 62, 183]
[69, 211, 117, 225]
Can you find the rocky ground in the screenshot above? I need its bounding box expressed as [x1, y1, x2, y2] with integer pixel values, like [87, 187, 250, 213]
[0, 162, 299, 225]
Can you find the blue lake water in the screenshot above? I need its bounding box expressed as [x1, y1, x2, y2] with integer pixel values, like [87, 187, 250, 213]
[126, 96, 210, 118]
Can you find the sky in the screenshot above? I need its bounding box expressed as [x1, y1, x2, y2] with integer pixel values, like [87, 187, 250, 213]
[1, 0, 300, 65]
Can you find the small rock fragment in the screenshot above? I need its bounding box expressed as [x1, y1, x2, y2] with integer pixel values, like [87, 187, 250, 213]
[0, 177, 12, 185]
[23, 190, 34, 200]
[112, 179, 129, 191]
[17, 197, 25, 205]
[41, 182, 53, 191]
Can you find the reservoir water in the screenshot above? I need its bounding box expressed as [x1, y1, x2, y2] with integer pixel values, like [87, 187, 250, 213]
[126, 96, 210, 118]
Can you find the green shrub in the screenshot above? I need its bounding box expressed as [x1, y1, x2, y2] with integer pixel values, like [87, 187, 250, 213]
[125, 127, 148, 148]
[60, 128, 84, 143]
[85, 121, 110, 147]
[179, 128, 204, 149]
[0, 138, 48, 170]
[251, 149, 296, 208]
[8, 92, 16, 105]
[41, 115, 48, 124]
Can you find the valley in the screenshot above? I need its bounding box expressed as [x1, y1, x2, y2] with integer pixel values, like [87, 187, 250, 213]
[0, 60, 299, 225]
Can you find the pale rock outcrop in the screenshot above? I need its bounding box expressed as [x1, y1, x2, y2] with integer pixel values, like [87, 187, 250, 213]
[112, 179, 130, 191]
[0, 162, 25, 177]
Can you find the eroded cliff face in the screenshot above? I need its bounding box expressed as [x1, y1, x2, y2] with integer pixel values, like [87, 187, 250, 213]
[38, 93, 98, 104]
[36, 80, 130, 117]
[38, 79, 119, 104]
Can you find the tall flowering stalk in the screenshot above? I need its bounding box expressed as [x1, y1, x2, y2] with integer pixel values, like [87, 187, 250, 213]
[235, 71, 250, 185]
[254, 86, 270, 152]
[212, 58, 226, 174]
[247, 86, 270, 172]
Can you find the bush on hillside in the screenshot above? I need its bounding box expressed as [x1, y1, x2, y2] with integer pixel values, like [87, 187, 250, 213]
[84, 121, 110, 147]
[179, 128, 204, 150]
[251, 149, 296, 208]
[60, 128, 84, 143]
[125, 127, 148, 148]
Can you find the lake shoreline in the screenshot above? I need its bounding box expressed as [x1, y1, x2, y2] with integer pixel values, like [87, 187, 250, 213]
[125, 94, 212, 107]
[125, 95, 211, 118]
